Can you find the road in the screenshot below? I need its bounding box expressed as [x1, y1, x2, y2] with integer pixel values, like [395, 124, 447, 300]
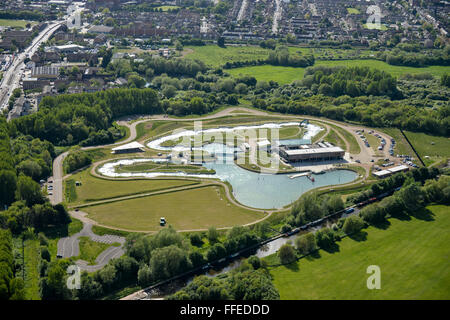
[56, 218, 126, 272]
[0, 22, 63, 111]
[272, 0, 282, 34]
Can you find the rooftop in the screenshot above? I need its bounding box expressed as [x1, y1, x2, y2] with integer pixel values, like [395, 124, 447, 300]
[283, 146, 344, 156]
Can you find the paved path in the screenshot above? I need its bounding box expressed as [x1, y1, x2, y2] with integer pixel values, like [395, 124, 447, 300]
[57, 220, 126, 272]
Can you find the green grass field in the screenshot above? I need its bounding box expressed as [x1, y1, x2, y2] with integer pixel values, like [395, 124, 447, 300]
[403, 131, 450, 166]
[315, 59, 450, 78]
[185, 45, 270, 67]
[77, 237, 119, 265]
[83, 185, 266, 231]
[0, 19, 32, 28]
[227, 65, 305, 85]
[65, 168, 199, 204]
[347, 8, 360, 14]
[327, 122, 361, 154]
[269, 205, 450, 299]
[226, 60, 450, 85]
[324, 128, 346, 150]
[380, 128, 416, 157]
[155, 5, 180, 11]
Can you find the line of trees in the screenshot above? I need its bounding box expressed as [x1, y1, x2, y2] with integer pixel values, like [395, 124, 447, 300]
[0, 229, 25, 300]
[10, 88, 161, 146]
[0, 10, 46, 21]
[378, 46, 450, 68]
[302, 66, 402, 99]
[0, 117, 71, 235]
[63, 149, 92, 174]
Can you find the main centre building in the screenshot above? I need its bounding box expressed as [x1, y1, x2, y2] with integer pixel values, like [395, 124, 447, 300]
[278, 142, 345, 163]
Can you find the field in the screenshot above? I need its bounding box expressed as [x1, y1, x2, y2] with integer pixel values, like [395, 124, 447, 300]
[65, 168, 199, 204]
[269, 205, 450, 299]
[0, 19, 32, 28]
[155, 5, 180, 11]
[315, 59, 450, 78]
[83, 185, 266, 231]
[226, 60, 450, 85]
[403, 131, 450, 166]
[324, 128, 346, 150]
[347, 8, 360, 14]
[185, 45, 270, 67]
[227, 65, 305, 85]
[77, 237, 119, 265]
[380, 128, 416, 158]
[326, 122, 361, 154]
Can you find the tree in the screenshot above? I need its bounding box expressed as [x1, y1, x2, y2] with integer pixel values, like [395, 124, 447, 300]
[15, 174, 43, 207]
[359, 204, 386, 225]
[295, 233, 317, 255]
[40, 246, 51, 262]
[315, 228, 336, 249]
[398, 183, 424, 211]
[0, 170, 17, 208]
[150, 245, 192, 281]
[342, 215, 365, 235]
[189, 233, 203, 247]
[162, 85, 177, 98]
[137, 264, 152, 287]
[217, 36, 225, 48]
[441, 74, 450, 88]
[207, 226, 219, 243]
[9, 278, 26, 300]
[189, 251, 205, 268]
[127, 74, 146, 89]
[278, 243, 296, 264]
[247, 256, 261, 270]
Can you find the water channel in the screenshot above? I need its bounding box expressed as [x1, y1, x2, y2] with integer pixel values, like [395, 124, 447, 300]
[98, 122, 358, 209]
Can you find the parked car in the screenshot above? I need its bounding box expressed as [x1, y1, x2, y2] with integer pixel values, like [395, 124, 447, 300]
[160, 217, 166, 226]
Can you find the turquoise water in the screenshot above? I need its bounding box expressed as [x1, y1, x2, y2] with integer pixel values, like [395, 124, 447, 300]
[99, 122, 358, 209]
[205, 159, 357, 209]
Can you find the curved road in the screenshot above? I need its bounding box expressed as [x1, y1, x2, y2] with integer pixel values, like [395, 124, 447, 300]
[57, 220, 126, 272]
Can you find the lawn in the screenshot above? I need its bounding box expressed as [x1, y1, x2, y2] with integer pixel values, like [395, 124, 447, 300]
[403, 131, 450, 166]
[155, 5, 180, 11]
[227, 60, 450, 85]
[269, 205, 450, 299]
[364, 132, 383, 156]
[83, 185, 266, 231]
[380, 128, 416, 158]
[326, 122, 361, 154]
[227, 65, 305, 85]
[324, 128, 346, 150]
[315, 59, 450, 78]
[347, 8, 360, 14]
[65, 168, 199, 204]
[185, 45, 270, 67]
[77, 237, 119, 265]
[0, 19, 32, 28]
